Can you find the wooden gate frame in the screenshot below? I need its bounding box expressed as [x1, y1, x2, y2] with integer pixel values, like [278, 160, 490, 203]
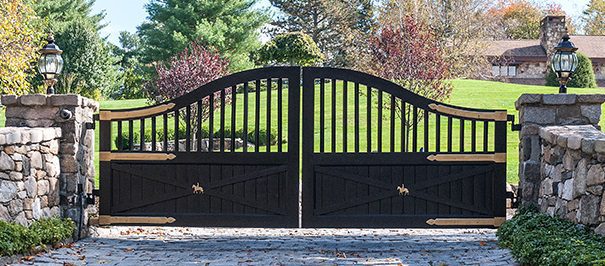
[98, 67, 301, 227]
[301, 67, 507, 228]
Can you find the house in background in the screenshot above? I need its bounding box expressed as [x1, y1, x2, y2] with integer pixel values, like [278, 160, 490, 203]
[485, 16, 605, 87]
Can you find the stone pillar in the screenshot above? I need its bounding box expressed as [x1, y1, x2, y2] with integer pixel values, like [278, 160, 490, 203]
[1, 94, 98, 239]
[516, 94, 605, 205]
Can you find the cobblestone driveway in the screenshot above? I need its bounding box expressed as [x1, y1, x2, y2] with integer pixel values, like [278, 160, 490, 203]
[14, 227, 515, 265]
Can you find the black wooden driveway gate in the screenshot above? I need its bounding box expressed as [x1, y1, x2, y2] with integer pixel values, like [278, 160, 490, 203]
[98, 67, 507, 228]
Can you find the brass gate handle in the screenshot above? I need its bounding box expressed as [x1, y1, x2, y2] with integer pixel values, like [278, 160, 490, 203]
[397, 184, 409, 196]
[192, 183, 204, 194]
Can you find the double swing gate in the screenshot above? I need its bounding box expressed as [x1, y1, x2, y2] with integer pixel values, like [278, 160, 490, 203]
[98, 67, 507, 228]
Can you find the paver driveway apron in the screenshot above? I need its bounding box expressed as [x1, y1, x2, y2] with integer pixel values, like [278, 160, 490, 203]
[17, 226, 515, 265]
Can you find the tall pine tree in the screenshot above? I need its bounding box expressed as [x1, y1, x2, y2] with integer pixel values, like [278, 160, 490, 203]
[138, 0, 268, 71]
[269, 0, 375, 67]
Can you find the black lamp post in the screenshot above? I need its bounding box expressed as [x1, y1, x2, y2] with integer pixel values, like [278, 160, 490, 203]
[551, 34, 578, 93]
[38, 34, 64, 94]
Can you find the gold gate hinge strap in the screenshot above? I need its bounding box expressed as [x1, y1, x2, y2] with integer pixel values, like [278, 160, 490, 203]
[426, 217, 506, 227]
[99, 103, 175, 121]
[98, 215, 176, 225]
[100, 152, 176, 161]
[427, 153, 506, 163]
[428, 103, 507, 121]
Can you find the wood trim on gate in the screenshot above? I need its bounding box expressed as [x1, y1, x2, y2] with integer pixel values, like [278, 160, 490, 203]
[99, 103, 175, 120]
[428, 103, 507, 121]
[99, 152, 176, 161]
[427, 153, 506, 163]
[97, 215, 176, 225]
[426, 217, 506, 227]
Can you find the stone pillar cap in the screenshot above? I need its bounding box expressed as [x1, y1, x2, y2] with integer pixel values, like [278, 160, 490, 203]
[515, 94, 605, 110]
[0, 94, 99, 112]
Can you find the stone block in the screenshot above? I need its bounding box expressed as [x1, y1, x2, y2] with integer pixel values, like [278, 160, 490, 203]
[543, 94, 576, 105]
[540, 178, 553, 196]
[9, 172, 22, 181]
[522, 107, 556, 125]
[42, 128, 57, 141]
[595, 140, 605, 153]
[19, 94, 47, 106]
[50, 94, 81, 106]
[29, 151, 42, 169]
[37, 180, 49, 196]
[579, 195, 601, 224]
[5, 131, 20, 145]
[0, 180, 17, 203]
[582, 138, 595, 154]
[24, 177, 36, 197]
[562, 179, 574, 200]
[577, 94, 605, 103]
[0, 152, 14, 171]
[1, 95, 17, 105]
[587, 185, 603, 195]
[574, 161, 587, 197]
[581, 104, 601, 124]
[556, 106, 584, 125]
[595, 223, 605, 237]
[515, 94, 542, 109]
[601, 194, 605, 215]
[567, 135, 582, 150]
[522, 161, 541, 180]
[587, 164, 605, 186]
[30, 129, 43, 143]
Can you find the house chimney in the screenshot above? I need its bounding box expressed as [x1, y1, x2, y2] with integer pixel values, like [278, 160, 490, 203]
[540, 16, 568, 60]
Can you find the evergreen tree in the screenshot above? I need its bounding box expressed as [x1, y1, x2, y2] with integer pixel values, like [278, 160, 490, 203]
[583, 0, 605, 35]
[138, 0, 268, 71]
[32, 0, 117, 99]
[54, 20, 118, 99]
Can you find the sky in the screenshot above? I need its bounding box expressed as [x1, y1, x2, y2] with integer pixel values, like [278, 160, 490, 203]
[92, 0, 590, 46]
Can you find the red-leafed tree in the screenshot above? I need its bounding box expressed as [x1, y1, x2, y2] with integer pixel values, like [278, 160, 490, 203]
[368, 15, 453, 142]
[154, 42, 230, 137]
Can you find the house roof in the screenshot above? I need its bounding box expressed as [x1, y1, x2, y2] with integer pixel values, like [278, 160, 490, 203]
[486, 36, 605, 62]
[485, 40, 545, 58]
[569, 35, 605, 59]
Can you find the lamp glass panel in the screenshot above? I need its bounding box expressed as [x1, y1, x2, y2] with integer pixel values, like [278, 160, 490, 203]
[560, 53, 571, 72]
[570, 53, 578, 72]
[37, 56, 47, 74]
[45, 54, 58, 74]
[551, 53, 562, 72]
[56, 55, 64, 74]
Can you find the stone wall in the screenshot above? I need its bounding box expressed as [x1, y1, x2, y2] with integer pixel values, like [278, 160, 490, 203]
[537, 125, 605, 234]
[0, 127, 61, 225]
[516, 94, 605, 205]
[0, 94, 98, 239]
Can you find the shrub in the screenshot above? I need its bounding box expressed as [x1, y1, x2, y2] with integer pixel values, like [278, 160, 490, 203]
[115, 127, 285, 149]
[546, 52, 597, 88]
[497, 205, 605, 265]
[0, 221, 39, 256]
[254, 32, 324, 66]
[0, 218, 75, 256]
[29, 218, 75, 245]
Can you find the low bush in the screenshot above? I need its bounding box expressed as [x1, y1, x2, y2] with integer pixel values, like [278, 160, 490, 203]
[497, 205, 605, 265]
[0, 218, 75, 256]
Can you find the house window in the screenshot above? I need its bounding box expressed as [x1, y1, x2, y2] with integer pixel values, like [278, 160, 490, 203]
[492, 65, 517, 77]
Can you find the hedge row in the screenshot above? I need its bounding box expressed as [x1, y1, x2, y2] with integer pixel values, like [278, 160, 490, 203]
[497, 206, 605, 265]
[115, 127, 284, 150]
[0, 218, 75, 256]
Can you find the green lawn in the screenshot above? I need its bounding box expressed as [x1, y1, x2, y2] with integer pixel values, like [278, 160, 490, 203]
[92, 79, 604, 185]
